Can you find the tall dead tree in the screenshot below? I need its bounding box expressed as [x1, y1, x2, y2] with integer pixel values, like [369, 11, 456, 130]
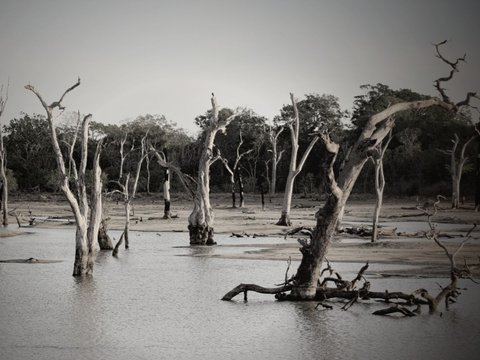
[440, 132, 478, 208]
[224, 41, 477, 301]
[153, 95, 237, 244]
[25, 79, 103, 276]
[370, 128, 393, 242]
[266, 124, 285, 201]
[0, 82, 9, 226]
[186, 95, 237, 244]
[277, 93, 319, 226]
[111, 132, 148, 256]
[221, 130, 253, 208]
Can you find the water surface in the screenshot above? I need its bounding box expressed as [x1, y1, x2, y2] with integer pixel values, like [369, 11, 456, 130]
[1, 228, 479, 360]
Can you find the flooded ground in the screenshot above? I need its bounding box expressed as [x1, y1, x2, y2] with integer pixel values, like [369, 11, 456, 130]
[1, 228, 479, 360]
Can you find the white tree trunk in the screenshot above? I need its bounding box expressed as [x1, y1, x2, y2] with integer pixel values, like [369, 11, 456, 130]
[277, 94, 318, 226]
[0, 83, 8, 226]
[25, 79, 104, 276]
[188, 95, 238, 245]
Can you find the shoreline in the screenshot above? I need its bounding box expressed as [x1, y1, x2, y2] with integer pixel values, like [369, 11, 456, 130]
[5, 193, 480, 277]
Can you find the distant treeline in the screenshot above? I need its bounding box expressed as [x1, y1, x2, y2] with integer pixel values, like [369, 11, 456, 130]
[4, 84, 479, 200]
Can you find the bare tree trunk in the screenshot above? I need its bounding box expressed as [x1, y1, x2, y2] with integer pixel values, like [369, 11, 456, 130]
[371, 162, 383, 243]
[0, 153, 8, 226]
[188, 95, 238, 245]
[221, 130, 252, 208]
[124, 201, 130, 249]
[25, 79, 104, 276]
[475, 139, 480, 211]
[163, 148, 172, 219]
[289, 95, 456, 299]
[236, 167, 245, 208]
[145, 154, 151, 195]
[267, 125, 284, 201]
[442, 133, 478, 209]
[277, 93, 318, 226]
[110, 133, 147, 254]
[0, 82, 8, 226]
[371, 130, 392, 242]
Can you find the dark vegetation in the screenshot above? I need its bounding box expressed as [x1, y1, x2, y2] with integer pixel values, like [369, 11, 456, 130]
[3, 85, 479, 202]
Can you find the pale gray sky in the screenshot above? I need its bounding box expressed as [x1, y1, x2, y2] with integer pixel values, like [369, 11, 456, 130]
[1, 0, 479, 133]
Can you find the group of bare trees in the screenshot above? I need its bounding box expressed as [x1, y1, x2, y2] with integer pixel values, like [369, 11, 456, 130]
[223, 41, 479, 312]
[0, 40, 474, 308]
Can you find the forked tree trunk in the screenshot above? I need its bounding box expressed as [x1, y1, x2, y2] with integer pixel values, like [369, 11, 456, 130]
[289, 98, 455, 300]
[111, 133, 147, 254]
[188, 95, 238, 245]
[267, 125, 284, 201]
[277, 93, 319, 226]
[444, 133, 478, 209]
[25, 79, 104, 276]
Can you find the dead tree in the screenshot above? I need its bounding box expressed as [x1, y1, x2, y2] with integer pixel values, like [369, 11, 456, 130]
[162, 148, 172, 219]
[370, 128, 393, 242]
[277, 93, 319, 226]
[266, 124, 285, 201]
[224, 41, 478, 301]
[184, 95, 237, 244]
[224, 199, 477, 316]
[0, 82, 9, 226]
[110, 132, 148, 255]
[153, 94, 238, 245]
[439, 132, 478, 208]
[25, 79, 104, 276]
[221, 130, 253, 208]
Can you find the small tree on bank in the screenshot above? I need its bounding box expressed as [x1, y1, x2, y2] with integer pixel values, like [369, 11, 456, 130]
[25, 79, 103, 276]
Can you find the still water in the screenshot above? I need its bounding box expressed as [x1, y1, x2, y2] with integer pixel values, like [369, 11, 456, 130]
[1, 228, 479, 360]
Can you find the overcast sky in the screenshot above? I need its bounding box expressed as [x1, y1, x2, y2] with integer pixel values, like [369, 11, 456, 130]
[1, 0, 479, 134]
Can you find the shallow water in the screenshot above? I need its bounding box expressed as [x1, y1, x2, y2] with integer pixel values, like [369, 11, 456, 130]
[1, 228, 479, 360]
